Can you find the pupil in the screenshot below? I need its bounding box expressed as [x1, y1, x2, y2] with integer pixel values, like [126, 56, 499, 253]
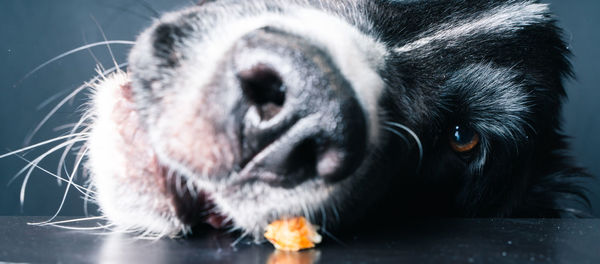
[453, 125, 474, 145]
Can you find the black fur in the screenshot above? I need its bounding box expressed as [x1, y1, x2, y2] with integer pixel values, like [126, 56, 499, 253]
[127, 0, 593, 234]
[364, 0, 591, 219]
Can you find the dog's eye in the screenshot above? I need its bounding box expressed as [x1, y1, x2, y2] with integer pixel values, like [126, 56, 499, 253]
[450, 125, 480, 152]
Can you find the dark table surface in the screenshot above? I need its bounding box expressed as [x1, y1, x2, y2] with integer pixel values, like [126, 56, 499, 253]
[0, 217, 599, 264]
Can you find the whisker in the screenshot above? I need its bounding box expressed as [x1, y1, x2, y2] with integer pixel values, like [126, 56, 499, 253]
[319, 205, 327, 230]
[101, 3, 154, 22]
[14, 139, 86, 187]
[330, 200, 341, 224]
[56, 118, 93, 184]
[90, 15, 120, 70]
[136, 233, 165, 241]
[12, 154, 94, 196]
[30, 215, 107, 226]
[81, 30, 106, 72]
[175, 171, 184, 198]
[24, 82, 89, 145]
[230, 232, 248, 248]
[56, 146, 73, 186]
[23, 62, 127, 145]
[83, 181, 96, 216]
[384, 121, 423, 172]
[34, 224, 113, 231]
[383, 126, 410, 147]
[186, 177, 198, 200]
[62, 157, 96, 199]
[0, 133, 89, 159]
[15, 40, 135, 87]
[135, 0, 161, 18]
[300, 200, 310, 225]
[35, 89, 71, 111]
[29, 217, 114, 232]
[52, 123, 80, 132]
[42, 148, 89, 224]
[18, 137, 89, 206]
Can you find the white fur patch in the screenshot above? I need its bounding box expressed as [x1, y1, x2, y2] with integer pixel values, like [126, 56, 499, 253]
[90, 4, 389, 237]
[173, 6, 388, 235]
[87, 72, 185, 237]
[394, 1, 549, 53]
[161, 5, 387, 145]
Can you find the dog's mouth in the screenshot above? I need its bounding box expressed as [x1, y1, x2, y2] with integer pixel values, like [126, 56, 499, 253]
[167, 173, 231, 229]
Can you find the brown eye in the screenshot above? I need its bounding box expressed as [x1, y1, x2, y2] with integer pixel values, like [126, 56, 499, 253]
[450, 125, 480, 152]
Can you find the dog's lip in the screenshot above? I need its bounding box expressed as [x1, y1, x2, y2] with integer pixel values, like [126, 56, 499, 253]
[204, 210, 230, 229]
[162, 162, 232, 229]
[173, 188, 233, 229]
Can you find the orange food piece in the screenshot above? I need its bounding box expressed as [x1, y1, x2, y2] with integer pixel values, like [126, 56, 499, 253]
[264, 217, 322, 251]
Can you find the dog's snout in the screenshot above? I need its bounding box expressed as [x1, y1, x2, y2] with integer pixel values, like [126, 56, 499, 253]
[228, 28, 368, 185]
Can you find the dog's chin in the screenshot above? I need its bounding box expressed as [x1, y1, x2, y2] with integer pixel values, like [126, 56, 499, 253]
[210, 177, 339, 237]
[163, 153, 353, 238]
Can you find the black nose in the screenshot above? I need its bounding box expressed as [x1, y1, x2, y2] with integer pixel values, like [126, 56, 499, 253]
[231, 27, 367, 185]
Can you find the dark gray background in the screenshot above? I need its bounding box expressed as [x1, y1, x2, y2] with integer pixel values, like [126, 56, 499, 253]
[0, 0, 598, 216]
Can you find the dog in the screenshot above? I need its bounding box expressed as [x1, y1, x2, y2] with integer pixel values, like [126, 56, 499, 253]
[5, 0, 591, 240]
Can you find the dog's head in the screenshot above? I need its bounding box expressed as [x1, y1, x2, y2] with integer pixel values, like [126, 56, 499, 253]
[87, 0, 584, 238]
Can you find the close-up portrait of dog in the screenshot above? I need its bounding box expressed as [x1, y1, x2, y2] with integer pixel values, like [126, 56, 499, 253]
[1, 0, 599, 263]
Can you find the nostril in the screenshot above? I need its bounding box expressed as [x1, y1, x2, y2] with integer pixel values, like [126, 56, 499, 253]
[285, 139, 318, 179]
[237, 63, 286, 121]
